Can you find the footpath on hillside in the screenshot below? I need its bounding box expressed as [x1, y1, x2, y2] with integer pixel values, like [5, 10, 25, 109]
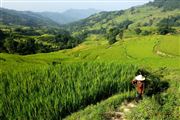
[104, 100, 137, 120]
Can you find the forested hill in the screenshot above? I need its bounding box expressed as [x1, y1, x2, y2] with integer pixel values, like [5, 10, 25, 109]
[0, 8, 60, 27]
[65, 0, 180, 35]
[0, 0, 179, 55]
[148, 0, 180, 11]
[0, 8, 82, 55]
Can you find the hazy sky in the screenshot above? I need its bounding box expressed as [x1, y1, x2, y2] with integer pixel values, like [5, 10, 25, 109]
[1, 0, 153, 12]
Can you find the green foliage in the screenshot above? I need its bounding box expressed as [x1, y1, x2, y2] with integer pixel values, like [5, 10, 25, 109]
[134, 28, 142, 35]
[0, 30, 6, 51]
[0, 8, 59, 27]
[158, 16, 180, 27]
[3, 38, 18, 54]
[0, 62, 137, 119]
[149, 0, 180, 11]
[157, 16, 178, 35]
[14, 27, 40, 36]
[107, 27, 119, 44]
[156, 36, 180, 56]
[141, 30, 151, 36]
[117, 20, 133, 29]
[17, 38, 36, 55]
[127, 87, 179, 120]
[65, 91, 136, 120]
[126, 97, 161, 120]
[118, 29, 124, 40]
[0, 28, 80, 54]
[157, 27, 175, 35]
[107, 28, 124, 44]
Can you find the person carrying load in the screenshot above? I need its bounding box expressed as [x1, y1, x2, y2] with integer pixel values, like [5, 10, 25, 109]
[132, 75, 145, 102]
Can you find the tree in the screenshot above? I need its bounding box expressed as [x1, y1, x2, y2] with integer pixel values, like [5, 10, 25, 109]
[117, 20, 133, 29]
[4, 38, 18, 53]
[157, 17, 176, 35]
[17, 38, 36, 55]
[0, 30, 6, 51]
[118, 29, 124, 40]
[141, 30, 151, 36]
[134, 28, 142, 35]
[157, 27, 175, 35]
[107, 27, 120, 44]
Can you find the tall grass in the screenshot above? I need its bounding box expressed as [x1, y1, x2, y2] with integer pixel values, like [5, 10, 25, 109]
[0, 62, 137, 119]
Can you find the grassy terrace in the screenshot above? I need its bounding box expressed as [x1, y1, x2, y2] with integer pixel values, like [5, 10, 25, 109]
[0, 34, 180, 119]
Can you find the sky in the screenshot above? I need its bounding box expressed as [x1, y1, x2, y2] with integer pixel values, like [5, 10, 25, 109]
[1, 0, 153, 12]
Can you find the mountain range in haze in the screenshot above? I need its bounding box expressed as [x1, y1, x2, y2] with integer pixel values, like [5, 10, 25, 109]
[38, 9, 101, 24]
[0, 8, 101, 27]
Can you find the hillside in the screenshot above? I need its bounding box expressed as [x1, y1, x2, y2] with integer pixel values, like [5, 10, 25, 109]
[0, 8, 59, 27]
[39, 9, 100, 24]
[66, 0, 180, 36]
[148, 0, 180, 11]
[0, 8, 83, 55]
[0, 0, 180, 119]
[0, 34, 180, 119]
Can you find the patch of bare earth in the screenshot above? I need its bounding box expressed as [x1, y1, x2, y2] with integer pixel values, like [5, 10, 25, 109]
[104, 101, 137, 120]
[156, 50, 173, 57]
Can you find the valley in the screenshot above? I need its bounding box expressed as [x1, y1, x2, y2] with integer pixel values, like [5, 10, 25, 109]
[0, 0, 180, 119]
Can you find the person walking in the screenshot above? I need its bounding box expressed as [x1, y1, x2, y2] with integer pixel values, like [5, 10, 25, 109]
[132, 75, 145, 102]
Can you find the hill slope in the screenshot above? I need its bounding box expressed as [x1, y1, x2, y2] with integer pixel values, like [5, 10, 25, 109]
[66, 0, 180, 35]
[0, 8, 59, 27]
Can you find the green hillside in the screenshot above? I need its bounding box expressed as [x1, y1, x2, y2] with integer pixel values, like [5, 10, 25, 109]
[0, 34, 180, 119]
[66, 0, 180, 36]
[0, 8, 83, 55]
[156, 36, 180, 56]
[0, 8, 59, 27]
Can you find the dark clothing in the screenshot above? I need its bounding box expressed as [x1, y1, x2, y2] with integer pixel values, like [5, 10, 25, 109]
[135, 92, 143, 102]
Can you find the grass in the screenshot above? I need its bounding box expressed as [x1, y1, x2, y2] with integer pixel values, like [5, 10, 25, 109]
[126, 69, 180, 120]
[0, 34, 180, 119]
[156, 35, 180, 56]
[64, 91, 136, 120]
[1, 34, 179, 70]
[0, 62, 137, 119]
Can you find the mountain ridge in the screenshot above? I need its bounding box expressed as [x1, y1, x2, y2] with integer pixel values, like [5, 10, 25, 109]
[0, 8, 60, 27]
[39, 9, 101, 24]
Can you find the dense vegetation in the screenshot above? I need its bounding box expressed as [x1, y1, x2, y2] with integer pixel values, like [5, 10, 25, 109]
[0, 8, 59, 27]
[126, 70, 180, 120]
[0, 62, 137, 119]
[0, 28, 82, 55]
[148, 0, 180, 11]
[0, 0, 180, 119]
[1, 0, 180, 55]
[63, 0, 180, 45]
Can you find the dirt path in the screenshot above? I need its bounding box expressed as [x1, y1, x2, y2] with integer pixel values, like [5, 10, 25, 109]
[104, 101, 137, 120]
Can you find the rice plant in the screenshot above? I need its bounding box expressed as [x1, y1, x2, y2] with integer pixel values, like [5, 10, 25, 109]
[0, 62, 137, 119]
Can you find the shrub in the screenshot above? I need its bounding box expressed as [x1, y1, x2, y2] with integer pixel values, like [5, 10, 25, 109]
[134, 28, 142, 35]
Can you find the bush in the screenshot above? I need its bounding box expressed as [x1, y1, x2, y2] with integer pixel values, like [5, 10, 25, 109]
[158, 27, 175, 35]
[134, 28, 142, 35]
[141, 30, 151, 36]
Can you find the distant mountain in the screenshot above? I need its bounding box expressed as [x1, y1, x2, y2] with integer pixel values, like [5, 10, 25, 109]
[0, 8, 60, 27]
[39, 9, 101, 24]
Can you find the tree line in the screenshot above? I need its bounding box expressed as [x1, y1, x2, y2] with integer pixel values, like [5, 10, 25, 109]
[0, 29, 82, 55]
